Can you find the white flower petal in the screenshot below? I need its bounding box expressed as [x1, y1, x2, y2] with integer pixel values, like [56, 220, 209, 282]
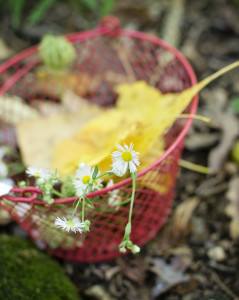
[111, 143, 140, 175]
[0, 182, 12, 196]
[55, 216, 85, 233]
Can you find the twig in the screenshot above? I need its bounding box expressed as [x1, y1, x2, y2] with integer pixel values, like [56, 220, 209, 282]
[161, 0, 185, 48]
[210, 270, 239, 300]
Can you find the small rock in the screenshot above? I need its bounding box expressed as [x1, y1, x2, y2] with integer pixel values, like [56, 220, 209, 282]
[190, 217, 208, 245]
[207, 246, 226, 262]
[0, 208, 12, 225]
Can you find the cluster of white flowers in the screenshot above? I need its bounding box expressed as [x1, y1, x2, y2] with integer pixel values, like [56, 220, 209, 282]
[26, 167, 59, 203]
[24, 143, 141, 254]
[73, 162, 103, 197]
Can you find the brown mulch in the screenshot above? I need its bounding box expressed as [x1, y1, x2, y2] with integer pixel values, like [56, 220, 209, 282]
[1, 0, 239, 299]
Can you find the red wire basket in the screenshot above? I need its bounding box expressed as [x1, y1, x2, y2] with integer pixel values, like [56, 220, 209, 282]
[0, 16, 198, 262]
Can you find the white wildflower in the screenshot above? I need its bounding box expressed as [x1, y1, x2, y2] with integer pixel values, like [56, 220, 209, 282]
[26, 167, 51, 180]
[111, 142, 140, 176]
[0, 181, 13, 196]
[73, 163, 103, 193]
[55, 216, 85, 233]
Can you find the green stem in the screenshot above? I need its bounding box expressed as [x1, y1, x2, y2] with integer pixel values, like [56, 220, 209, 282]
[52, 188, 64, 198]
[82, 195, 85, 222]
[70, 198, 81, 221]
[95, 171, 113, 180]
[127, 172, 137, 228]
[70, 186, 89, 222]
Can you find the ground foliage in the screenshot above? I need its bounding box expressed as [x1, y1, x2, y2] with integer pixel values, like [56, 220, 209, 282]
[0, 0, 239, 299]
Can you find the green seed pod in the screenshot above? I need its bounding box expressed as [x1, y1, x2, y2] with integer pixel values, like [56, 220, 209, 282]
[39, 35, 76, 71]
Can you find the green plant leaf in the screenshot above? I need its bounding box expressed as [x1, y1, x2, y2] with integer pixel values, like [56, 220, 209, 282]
[119, 198, 131, 205]
[11, 0, 26, 29]
[92, 165, 98, 180]
[100, 0, 115, 17]
[85, 196, 94, 207]
[79, 0, 98, 11]
[26, 0, 56, 26]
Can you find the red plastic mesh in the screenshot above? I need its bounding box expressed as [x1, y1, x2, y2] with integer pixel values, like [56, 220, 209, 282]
[0, 17, 198, 262]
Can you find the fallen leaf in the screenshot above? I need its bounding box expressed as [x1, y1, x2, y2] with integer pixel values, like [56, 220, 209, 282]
[116, 256, 147, 285]
[149, 256, 191, 298]
[0, 38, 14, 60]
[17, 104, 101, 169]
[208, 110, 239, 173]
[85, 285, 116, 300]
[225, 177, 239, 239]
[173, 197, 200, 232]
[0, 95, 39, 126]
[53, 62, 239, 176]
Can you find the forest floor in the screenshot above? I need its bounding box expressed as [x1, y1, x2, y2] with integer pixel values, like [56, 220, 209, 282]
[0, 0, 239, 299]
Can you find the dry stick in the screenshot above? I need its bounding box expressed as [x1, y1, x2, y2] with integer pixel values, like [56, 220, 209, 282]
[150, 0, 185, 86]
[179, 159, 211, 174]
[210, 270, 239, 300]
[161, 0, 185, 48]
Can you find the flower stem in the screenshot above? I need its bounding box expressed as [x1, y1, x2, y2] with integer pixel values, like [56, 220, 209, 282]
[70, 198, 81, 221]
[95, 171, 113, 180]
[128, 172, 137, 228]
[82, 195, 85, 222]
[52, 188, 64, 198]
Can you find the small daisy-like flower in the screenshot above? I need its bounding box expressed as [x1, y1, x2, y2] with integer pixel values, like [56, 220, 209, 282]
[73, 163, 103, 193]
[26, 167, 51, 181]
[0, 181, 13, 196]
[111, 143, 140, 176]
[55, 216, 85, 233]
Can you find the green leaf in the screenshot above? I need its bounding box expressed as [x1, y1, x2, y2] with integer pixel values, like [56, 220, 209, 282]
[119, 198, 131, 206]
[125, 222, 131, 237]
[231, 96, 239, 114]
[11, 0, 25, 29]
[26, 0, 56, 26]
[92, 166, 98, 180]
[232, 140, 239, 165]
[85, 196, 94, 207]
[80, 0, 98, 11]
[100, 0, 115, 17]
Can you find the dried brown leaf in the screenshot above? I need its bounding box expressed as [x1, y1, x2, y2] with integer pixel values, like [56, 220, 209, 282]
[225, 177, 239, 239]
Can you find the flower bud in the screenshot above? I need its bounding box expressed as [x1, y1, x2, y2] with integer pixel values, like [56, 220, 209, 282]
[18, 181, 27, 188]
[119, 247, 126, 253]
[36, 178, 45, 186]
[131, 245, 140, 254]
[39, 35, 76, 71]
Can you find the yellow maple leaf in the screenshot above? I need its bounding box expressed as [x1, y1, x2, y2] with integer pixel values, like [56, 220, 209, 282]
[53, 62, 239, 177]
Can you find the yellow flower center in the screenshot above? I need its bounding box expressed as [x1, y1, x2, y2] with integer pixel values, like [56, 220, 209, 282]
[82, 175, 91, 184]
[66, 220, 75, 228]
[36, 172, 40, 176]
[122, 151, 132, 162]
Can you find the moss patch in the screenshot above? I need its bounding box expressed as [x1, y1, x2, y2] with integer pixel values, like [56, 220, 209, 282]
[0, 234, 80, 300]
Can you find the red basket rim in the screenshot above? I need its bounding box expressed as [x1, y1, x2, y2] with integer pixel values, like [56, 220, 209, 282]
[0, 17, 198, 204]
